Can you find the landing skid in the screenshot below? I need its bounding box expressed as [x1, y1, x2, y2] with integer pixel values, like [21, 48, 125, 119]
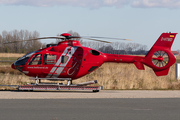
[19, 80, 102, 92]
[18, 84, 102, 92]
[0, 78, 103, 92]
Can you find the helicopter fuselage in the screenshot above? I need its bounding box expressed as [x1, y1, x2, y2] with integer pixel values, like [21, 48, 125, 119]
[12, 40, 107, 80]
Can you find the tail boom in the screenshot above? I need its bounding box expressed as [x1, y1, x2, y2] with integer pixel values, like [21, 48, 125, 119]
[104, 54, 146, 70]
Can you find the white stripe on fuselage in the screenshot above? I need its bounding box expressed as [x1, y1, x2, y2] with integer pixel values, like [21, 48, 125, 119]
[46, 46, 78, 78]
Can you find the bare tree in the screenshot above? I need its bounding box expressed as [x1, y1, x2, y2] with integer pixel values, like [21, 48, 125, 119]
[0, 30, 41, 53]
[97, 42, 148, 55]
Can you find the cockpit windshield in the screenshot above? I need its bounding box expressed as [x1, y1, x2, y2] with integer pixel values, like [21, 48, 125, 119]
[14, 51, 40, 66]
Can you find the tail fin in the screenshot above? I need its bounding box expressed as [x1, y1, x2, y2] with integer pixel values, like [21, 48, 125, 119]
[143, 32, 177, 76]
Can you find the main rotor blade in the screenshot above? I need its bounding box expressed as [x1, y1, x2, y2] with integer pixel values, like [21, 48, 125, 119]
[84, 38, 111, 43]
[4, 36, 66, 44]
[82, 36, 132, 41]
[68, 36, 131, 43]
[63, 35, 132, 41]
[3, 35, 131, 44]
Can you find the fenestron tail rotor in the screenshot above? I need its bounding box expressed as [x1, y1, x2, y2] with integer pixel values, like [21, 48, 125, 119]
[152, 51, 169, 67]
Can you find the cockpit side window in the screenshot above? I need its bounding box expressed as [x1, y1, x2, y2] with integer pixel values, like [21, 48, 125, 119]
[43, 54, 57, 65]
[28, 54, 42, 65]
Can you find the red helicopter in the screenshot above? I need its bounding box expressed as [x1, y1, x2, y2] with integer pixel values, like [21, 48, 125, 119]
[11, 32, 177, 86]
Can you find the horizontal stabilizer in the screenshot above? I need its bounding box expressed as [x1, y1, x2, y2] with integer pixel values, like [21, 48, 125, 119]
[133, 56, 145, 70]
[134, 61, 145, 70]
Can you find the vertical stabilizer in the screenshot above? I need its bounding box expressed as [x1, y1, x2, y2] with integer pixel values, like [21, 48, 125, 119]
[143, 33, 177, 76]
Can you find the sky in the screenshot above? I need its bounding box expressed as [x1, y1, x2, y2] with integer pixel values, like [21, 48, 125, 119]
[0, 0, 180, 50]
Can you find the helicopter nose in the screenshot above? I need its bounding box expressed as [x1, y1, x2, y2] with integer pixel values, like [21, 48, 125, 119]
[11, 63, 16, 69]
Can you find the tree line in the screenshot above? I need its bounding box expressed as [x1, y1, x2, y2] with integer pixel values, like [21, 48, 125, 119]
[0, 29, 148, 55]
[82, 41, 148, 55]
[0, 30, 43, 53]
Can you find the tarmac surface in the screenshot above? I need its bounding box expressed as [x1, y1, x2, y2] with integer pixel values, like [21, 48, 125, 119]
[1, 98, 180, 120]
[1, 90, 180, 120]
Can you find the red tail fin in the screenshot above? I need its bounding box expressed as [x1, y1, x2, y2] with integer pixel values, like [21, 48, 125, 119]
[143, 33, 177, 76]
